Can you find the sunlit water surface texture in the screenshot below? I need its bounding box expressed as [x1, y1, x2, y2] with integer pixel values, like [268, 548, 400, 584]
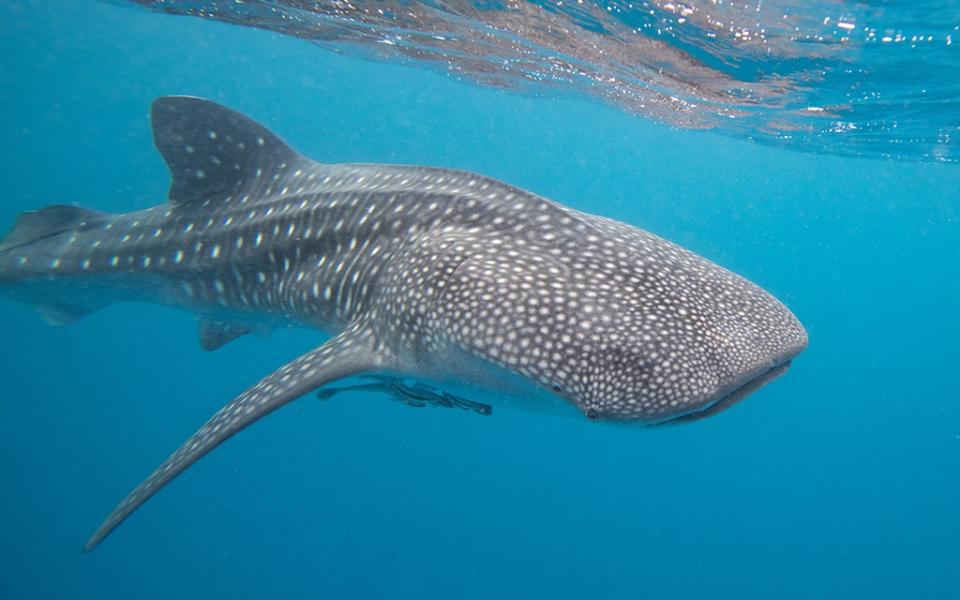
[0, 0, 958, 599]
[127, 0, 960, 163]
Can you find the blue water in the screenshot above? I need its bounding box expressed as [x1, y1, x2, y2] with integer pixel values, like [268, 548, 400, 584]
[1, 1, 959, 598]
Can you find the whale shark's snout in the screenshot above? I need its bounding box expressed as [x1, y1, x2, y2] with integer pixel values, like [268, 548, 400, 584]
[648, 296, 809, 424]
[583, 302, 807, 424]
[653, 335, 807, 426]
[557, 243, 809, 425]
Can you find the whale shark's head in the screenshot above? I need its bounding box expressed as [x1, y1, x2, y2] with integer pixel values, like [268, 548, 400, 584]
[436, 222, 809, 425]
[541, 245, 808, 424]
[427, 214, 807, 424]
[567, 285, 806, 425]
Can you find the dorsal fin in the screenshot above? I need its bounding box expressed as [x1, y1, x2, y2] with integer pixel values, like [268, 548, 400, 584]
[150, 96, 303, 205]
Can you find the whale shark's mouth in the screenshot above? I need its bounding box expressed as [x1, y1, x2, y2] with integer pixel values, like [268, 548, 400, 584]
[654, 360, 793, 426]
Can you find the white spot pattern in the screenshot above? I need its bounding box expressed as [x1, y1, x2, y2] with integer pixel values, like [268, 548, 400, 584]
[3, 98, 805, 551]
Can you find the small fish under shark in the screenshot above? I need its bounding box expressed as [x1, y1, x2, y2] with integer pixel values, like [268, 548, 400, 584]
[0, 97, 808, 550]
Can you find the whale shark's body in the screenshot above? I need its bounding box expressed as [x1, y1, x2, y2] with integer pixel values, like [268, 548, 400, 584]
[0, 97, 807, 550]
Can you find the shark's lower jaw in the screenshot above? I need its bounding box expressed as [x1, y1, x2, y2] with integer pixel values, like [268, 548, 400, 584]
[652, 360, 793, 426]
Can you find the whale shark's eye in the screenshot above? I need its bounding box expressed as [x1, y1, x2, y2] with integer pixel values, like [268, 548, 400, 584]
[585, 408, 600, 421]
[551, 384, 563, 394]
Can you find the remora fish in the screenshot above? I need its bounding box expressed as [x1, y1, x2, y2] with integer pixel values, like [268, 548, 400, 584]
[0, 97, 808, 550]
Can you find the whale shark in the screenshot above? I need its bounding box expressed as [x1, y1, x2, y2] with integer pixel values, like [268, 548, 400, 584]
[0, 97, 807, 550]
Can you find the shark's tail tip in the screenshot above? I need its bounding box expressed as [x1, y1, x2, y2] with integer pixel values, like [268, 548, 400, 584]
[0, 205, 107, 254]
[83, 528, 108, 553]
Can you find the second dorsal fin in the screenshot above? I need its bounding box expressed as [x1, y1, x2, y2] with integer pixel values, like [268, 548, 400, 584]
[150, 96, 303, 205]
[197, 318, 252, 351]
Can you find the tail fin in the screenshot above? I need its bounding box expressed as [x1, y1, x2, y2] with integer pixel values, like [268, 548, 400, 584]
[1, 205, 111, 325]
[0, 205, 106, 253]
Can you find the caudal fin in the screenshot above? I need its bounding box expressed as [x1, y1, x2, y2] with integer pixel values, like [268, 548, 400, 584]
[0, 205, 111, 324]
[0, 205, 107, 253]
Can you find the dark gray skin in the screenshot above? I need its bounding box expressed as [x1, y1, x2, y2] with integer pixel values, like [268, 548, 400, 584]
[0, 97, 807, 550]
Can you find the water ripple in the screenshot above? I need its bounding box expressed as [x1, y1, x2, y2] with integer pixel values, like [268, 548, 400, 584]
[126, 1, 960, 164]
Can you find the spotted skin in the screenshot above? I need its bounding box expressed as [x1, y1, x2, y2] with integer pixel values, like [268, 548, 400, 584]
[0, 97, 807, 550]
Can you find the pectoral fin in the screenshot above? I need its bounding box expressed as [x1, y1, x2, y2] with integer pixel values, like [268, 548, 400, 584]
[85, 323, 390, 551]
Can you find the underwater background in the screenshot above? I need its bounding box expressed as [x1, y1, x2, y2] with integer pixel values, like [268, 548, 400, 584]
[0, 0, 958, 598]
